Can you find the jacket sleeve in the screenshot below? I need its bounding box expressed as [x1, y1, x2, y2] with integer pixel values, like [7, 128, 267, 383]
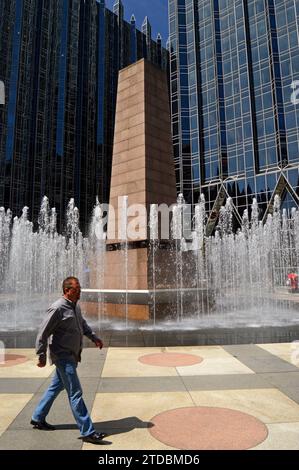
[35, 306, 62, 357]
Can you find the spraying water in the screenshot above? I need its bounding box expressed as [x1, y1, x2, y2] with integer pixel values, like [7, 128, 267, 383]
[0, 194, 298, 331]
[0, 198, 88, 330]
[88, 198, 106, 328]
[149, 204, 159, 326]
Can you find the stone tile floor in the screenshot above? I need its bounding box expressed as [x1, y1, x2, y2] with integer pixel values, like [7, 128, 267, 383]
[0, 342, 298, 450]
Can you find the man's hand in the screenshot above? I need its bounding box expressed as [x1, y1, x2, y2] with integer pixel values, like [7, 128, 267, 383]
[37, 355, 46, 368]
[94, 338, 103, 349]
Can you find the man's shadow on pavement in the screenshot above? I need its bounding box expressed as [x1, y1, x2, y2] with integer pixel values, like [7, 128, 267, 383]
[54, 416, 154, 437]
[96, 417, 154, 436]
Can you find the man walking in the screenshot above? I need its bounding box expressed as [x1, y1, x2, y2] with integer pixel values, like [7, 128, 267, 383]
[31, 276, 106, 444]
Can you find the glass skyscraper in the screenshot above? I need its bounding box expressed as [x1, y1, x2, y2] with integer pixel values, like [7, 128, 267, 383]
[169, 0, 299, 231]
[0, 0, 167, 232]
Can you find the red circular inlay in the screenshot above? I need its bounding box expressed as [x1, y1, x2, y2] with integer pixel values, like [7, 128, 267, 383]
[139, 352, 203, 367]
[0, 354, 29, 367]
[149, 407, 268, 450]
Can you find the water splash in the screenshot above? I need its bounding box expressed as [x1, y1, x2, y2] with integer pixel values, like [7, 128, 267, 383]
[150, 204, 159, 326]
[0, 199, 88, 329]
[0, 194, 298, 331]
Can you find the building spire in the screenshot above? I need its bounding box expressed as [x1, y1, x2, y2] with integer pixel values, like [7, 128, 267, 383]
[130, 14, 136, 25]
[113, 0, 124, 21]
[166, 37, 170, 51]
[142, 16, 152, 61]
[142, 16, 152, 43]
[156, 33, 162, 67]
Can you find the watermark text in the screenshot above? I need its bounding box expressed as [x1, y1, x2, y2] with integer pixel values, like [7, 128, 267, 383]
[93, 197, 198, 245]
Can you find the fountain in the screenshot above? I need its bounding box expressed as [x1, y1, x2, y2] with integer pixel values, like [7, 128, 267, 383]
[0, 60, 298, 346]
[0, 193, 298, 336]
[0, 197, 88, 331]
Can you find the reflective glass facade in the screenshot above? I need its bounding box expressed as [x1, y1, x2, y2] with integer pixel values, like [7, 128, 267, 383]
[0, 0, 167, 232]
[169, 0, 299, 226]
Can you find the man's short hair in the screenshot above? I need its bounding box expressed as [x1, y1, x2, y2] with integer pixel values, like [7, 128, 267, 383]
[62, 277, 79, 293]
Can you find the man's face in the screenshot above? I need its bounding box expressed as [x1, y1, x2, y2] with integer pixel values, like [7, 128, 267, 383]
[67, 279, 81, 303]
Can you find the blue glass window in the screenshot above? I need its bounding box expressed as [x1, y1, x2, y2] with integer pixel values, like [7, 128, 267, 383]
[243, 122, 252, 139]
[169, 0, 176, 15]
[179, 51, 188, 65]
[288, 142, 299, 161]
[56, 1, 69, 157]
[210, 134, 218, 150]
[266, 173, 277, 190]
[182, 117, 190, 130]
[192, 164, 200, 180]
[190, 92, 197, 107]
[211, 162, 219, 177]
[181, 94, 189, 108]
[189, 70, 196, 86]
[263, 92, 273, 108]
[191, 138, 198, 153]
[190, 115, 197, 130]
[267, 148, 277, 165]
[180, 72, 188, 87]
[97, 1, 105, 145]
[5, 0, 23, 162]
[264, 117, 274, 134]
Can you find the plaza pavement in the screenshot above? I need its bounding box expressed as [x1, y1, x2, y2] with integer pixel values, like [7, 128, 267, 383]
[0, 340, 299, 450]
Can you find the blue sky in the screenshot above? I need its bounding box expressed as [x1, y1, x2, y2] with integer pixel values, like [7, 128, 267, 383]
[106, 0, 169, 44]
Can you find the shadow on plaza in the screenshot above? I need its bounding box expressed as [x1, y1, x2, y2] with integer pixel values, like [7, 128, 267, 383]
[53, 416, 154, 436]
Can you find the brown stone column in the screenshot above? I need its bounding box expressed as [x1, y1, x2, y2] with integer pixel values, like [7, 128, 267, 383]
[89, 59, 177, 321]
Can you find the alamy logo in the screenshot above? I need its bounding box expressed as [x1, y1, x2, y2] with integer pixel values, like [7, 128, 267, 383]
[291, 80, 299, 105]
[0, 80, 5, 105]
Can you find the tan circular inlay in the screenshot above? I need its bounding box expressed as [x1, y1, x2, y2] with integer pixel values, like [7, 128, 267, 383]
[149, 406, 268, 450]
[139, 352, 203, 367]
[0, 354, 29, 367]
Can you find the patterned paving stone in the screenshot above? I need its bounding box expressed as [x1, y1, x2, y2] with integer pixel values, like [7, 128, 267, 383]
[139, 352, 203, 367]
[149, 406, 268, 450]
[0, 354, 29, 368]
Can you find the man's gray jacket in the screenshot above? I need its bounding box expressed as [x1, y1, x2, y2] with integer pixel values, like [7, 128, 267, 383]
[36, 297, 99, 364]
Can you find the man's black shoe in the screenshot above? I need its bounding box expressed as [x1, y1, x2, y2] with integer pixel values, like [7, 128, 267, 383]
[30, 419, 55, 431]
[82, 432, 107, 444]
